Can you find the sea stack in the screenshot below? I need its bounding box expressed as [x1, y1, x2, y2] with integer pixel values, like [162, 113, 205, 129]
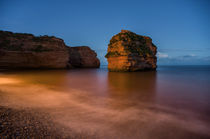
[105, 30, 157, 71]
[0, 30, 100, 69]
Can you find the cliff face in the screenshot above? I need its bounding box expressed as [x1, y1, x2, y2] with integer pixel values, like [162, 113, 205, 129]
[69, 46, 100, 68]
[0, 31, 99, 69]
[105, 30, 157, 71]
[0, 31, 69, 69]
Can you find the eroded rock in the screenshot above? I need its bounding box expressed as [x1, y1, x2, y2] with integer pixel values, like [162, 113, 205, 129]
[69, 46, 100, 68]
[0, 31, 69, 69]
[0, 31, 100, 69]
[105, 30, 157, 71]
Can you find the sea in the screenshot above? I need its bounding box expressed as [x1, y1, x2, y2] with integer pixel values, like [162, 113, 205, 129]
[0, 65, 210, 138]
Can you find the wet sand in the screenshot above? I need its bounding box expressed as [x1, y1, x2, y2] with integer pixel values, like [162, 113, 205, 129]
[0, 66, 210, 138]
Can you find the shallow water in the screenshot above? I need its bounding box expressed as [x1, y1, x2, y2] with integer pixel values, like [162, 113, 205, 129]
[0, 66, 210, 138]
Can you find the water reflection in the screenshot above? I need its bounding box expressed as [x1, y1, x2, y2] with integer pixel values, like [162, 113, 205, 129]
[107, 71, 157, 99]
[0, 67, 210, 138]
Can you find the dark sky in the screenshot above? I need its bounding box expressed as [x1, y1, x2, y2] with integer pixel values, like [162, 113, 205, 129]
[0, 0, 209, 65]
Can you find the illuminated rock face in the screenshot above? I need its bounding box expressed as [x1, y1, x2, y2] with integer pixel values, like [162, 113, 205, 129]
[105, 30, 157, 71]
[0, 30, 100, 69]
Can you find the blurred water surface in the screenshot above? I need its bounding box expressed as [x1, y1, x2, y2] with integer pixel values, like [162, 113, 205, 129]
[0, 66, 210, 138]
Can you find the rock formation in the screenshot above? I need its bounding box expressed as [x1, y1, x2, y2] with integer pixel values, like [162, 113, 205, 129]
[105, 30, 157, 71]
[0, 30, 100, 69]
[69, 46, 100, 68]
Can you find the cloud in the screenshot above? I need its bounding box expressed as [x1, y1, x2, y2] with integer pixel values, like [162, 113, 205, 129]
[158, 48, 210, 52]
[182, 54, 196, 58]
[157, 52, 168, 58]
[158, 54, 210, 65]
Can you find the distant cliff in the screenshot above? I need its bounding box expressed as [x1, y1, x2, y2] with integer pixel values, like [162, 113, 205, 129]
[105, 30, 157, 71]
[0, 31, 100, 69]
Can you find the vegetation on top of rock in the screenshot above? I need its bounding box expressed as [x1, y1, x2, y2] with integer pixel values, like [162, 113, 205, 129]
[32, 35, 59, 42]
[0, 30, 34, 39]
[105, 51, 121, 58]
[0, 30, 62, 42]
[106, 30, 154, 57]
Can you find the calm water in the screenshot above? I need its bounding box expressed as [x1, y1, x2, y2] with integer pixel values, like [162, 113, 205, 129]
[0, 66, 210, 138]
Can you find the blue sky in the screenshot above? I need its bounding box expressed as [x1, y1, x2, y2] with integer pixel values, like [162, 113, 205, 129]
[0, 0, 209, 65]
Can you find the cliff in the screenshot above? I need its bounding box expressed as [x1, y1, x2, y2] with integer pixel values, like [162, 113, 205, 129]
[0, 31, 100, 69]
[69, 46, 100, 68]
[105, 30, 157, 71]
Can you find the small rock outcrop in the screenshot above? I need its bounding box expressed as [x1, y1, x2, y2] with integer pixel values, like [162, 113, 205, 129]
[105, 30, 157, 71]
[0, 30, 100, 69]
[69, 46, 100, 68]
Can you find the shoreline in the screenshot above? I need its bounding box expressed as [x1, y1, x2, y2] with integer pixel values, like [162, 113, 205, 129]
[0, 106, 96, 138]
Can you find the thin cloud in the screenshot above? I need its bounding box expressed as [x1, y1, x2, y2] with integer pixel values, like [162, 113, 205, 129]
[157, 52, 168, 58]
[182, 54, 196, 58]
[158, 54, 210, 65]
[158, 48, 210, 52]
